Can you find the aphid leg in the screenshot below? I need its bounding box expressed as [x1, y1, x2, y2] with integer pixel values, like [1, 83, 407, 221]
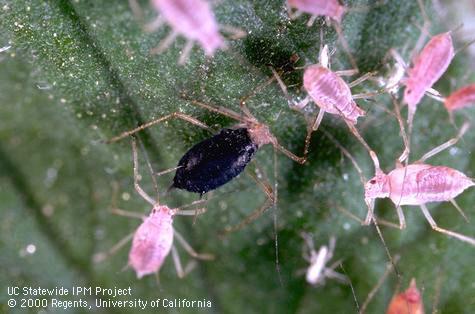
[334, 69, 359, 77]
[286, 3, 303, 20]
[128, 0, 145, 23]
[419, 204, 475, 246]
[395, 206, 406, 229]
[344, 121, 381, 170]
[178, 41, 195, 65]
[132, 137, 157, 205]
[170, 245, 196, 278]
[150, 31, 178, 55]
[108, 181, 146, 219]
[307, 15, 318, 27]
[415, 121, 469, 163]
[270, 67, 295, 106]
[219, 25, 247, 40]
[137, 137, 160, 199]
[335, 204, 400, 229]
[93, 232, 135, 264]
[409, 0, 432, 61]
[220, 170, 275, 234]
[449, 199, 469, 223]
[106, 112, 213, 144]
[174, 229, 215, 260]
[359, 255, 401, 314]
[144, 17, 164, 33]
[347, 72, 378, 88]
[180, 95, 246, 123]
[332, 22, 359, 72]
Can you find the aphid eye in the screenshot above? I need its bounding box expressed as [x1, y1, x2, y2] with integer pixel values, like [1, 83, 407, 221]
[369, 179, 376, 184]
[407, 89, 412, 94]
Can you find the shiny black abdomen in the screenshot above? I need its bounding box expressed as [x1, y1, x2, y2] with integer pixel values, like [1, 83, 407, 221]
[172, 128, 258, 194]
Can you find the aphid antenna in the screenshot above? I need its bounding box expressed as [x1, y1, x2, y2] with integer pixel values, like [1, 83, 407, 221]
[320, 129, 400, 280]
[105, 111, 214, 144]
[359, 254, 401, 314]
[338, 262, 360, 313]
[409, 0, 432, 61]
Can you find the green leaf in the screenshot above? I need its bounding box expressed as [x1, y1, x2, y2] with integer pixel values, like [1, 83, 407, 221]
[1, 0, 475, 313]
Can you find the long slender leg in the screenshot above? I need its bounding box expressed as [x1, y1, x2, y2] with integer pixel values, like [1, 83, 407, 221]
[137, 138, 160, 200]
[409, 0, 431, 61]
[128, 0, 144, 22]
[221, 198, 274, 234]
[333, 22, 359, 72]
[416, 122, 469, 163]
[132, 137, 156, 205]
[420, 204, 475, 246]
[180, 95, 246, 123]
[270, 67, 295, 106]
[344, 121, 381, 171]
[93, 232, 134, 263]
[106, 112, 213, 143]
[144, 17, 164, 32]
[307, 15, 317, 27]
[171, 245, 198, 278]
[220, 24, 247, 39]
[396, 206, 406, 229]
[348, 72, 378, 88]
[449, 199, 469, 222]
[150, 31, 178, 55]
[311, 109, 325, 131]
[360, 255, 401, 314]
[178, 41, 194, 65]
[335, 204, 400, 229]
[334, 69, 359, 77]
[174, 230, 215, 260]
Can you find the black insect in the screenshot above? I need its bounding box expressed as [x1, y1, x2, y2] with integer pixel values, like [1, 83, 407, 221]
[106, 98, 310, 196]
[172, 128, 258, 195]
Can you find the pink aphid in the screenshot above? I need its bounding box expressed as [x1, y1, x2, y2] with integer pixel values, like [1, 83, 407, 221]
[303, 64, 365, 124]
[444, 83, 475, 112]
[366, 164, 473, 207]
[404, 32, 455, 115]
[287, 0, 345, 24]
[286, 0, 358, 69]
[364, 122, 475, 246]
[128, 205, 175, 278]
[150, 0, 225, 56]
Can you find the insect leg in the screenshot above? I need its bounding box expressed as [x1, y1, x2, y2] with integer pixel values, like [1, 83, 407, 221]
[333, 21, 359, 72]
[93, 232, 134, 264]
[150, 31, 178, 55]
[359, 255, 400, 314]
[449, 199, 469, 223]
[395, 206, 406, 229]
[170, 245, 198, 278]
[178, 41, 194, 65]
[106, 112, 213, 143]
[415, 121, 469, 163]
[419, 204, 475, 246]
[173, 229, 215, 260]
[132, 137, 156, 205]
[348, 71, 378, 88]
[219, 24, 247, 40]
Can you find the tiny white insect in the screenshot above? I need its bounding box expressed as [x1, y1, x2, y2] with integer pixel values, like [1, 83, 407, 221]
[301, 233, 348, 286]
